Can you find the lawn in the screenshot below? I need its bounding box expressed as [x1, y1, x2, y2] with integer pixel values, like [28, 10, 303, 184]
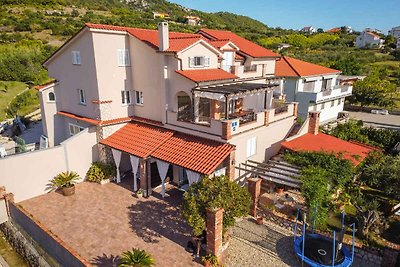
[0, 81, 27, 121]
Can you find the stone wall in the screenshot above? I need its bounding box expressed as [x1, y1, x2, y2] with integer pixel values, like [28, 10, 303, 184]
[0, 221, 51, 267]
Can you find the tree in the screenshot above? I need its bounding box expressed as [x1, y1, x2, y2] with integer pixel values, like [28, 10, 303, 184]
[317, 28, 324, 33]
[353, 195, 381, 239]
[331, 55, 362, 75]
[385, 34, 397, 49]
[350, 72, 397, 108]
[181, 176, 251, 236]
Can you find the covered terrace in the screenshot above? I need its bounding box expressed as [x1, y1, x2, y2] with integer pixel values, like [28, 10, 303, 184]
[99, 121, 235, 197]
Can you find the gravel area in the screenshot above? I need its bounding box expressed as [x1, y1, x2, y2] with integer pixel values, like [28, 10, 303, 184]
[226, 217, 377, 267]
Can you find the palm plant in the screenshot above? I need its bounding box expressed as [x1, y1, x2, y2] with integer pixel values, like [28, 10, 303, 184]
[118, 248, 155, 267]
[49, 171, 80, 189]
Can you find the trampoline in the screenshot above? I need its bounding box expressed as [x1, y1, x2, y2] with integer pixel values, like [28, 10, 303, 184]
[293, 209, 355, 267]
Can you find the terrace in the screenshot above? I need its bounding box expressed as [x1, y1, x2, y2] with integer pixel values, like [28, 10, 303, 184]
[166, 80, 296, 140]
[18, 181, 201, 267]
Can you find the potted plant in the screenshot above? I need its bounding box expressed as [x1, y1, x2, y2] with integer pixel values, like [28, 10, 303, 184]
[118, 248, 154, 267]
[86, 162, 116, 184]
[201, 253, 219, 267]
[136, 188, 143, 198]
[49, 171, 80, 196]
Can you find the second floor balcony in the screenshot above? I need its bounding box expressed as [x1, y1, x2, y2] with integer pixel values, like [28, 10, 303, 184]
[166, 81, 297, 140]
[299, 84, 353, 103]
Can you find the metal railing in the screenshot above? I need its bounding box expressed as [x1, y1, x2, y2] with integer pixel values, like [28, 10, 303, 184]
[274, 105, 289, 115]
[239, 112, 257, 126]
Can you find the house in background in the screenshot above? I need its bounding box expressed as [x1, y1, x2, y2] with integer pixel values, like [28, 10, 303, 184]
[39, 22, 297, 197]
[275, 56, 352, 123]
[184, 16, 201, 26]
[388, 26, 400, 48]
[153, 12, 170, 20]
[356, 30, 384, 48]
[300, 26, 316, 34]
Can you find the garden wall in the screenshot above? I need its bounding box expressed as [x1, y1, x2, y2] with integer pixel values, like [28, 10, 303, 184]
[4, 201, 90, 266]
[0, 128, 98, 202]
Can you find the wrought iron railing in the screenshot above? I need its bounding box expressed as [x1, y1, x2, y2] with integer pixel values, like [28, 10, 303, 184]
[274, 105, 289, 115]
[239, 112, 257, 126]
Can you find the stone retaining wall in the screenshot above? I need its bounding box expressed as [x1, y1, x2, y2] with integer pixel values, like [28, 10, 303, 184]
[0, 221, 51, 267]
[258, 208, 385, 266]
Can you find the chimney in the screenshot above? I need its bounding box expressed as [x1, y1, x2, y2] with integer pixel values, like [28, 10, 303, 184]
[308, 111, 320, 135]
[158, 22, 169, 51]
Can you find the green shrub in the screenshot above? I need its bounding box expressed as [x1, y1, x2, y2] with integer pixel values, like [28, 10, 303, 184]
[86, 161, 116, 183]
[118, 248, 154, 267]
[182, 175, 251, 236]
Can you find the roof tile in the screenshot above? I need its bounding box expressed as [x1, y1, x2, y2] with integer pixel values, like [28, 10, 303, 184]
[176, 68, 238, 82]
[281, 133, 378, 165]
[199, 28, 279, 58]
[275, 56, 340, 77]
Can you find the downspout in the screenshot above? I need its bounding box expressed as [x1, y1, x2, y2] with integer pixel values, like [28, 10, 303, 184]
[225, 95, 229, 119]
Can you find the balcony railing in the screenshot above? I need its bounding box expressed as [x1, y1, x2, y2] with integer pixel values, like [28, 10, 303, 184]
[274, 105, 289, 115]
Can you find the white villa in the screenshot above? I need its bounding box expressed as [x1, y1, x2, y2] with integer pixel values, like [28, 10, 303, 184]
[356, 30, 384, 49]
[33, 22, 299, 198]
[275, 56, 352, 123]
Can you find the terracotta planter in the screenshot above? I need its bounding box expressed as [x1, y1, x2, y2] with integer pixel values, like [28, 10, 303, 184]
[256, 216, 264, 225]
[276, 188, 284, 194]
[61, 186, 75, 196]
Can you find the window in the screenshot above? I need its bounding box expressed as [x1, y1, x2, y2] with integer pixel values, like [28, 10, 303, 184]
[117, 49, 130, 66]
[246, 137, 257, 158]
[321, 102, 325, 110]
[338, 98, 343, 105]
[135, 91, 143, 105]
[69, 124, 84, 136]
[121, 90, 131, 105]
[71, 51, 81, 65]
[322, 78, 332, 90]
[244, 65, 257, 72]
[303, 80, 315, 92]
[47, 91, 56, 102]
[78, 89, 86, 105]
[331, 100, 335, 107]
[189, 56, 210, 68]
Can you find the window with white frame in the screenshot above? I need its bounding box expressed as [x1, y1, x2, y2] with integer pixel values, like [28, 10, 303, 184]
[135, 91, 143, 105]
[78, 89, 86, 105]
[117, 49, 130, 66]
[189, 56, 210, 68]
[69, 123, 84, 136]
[246, 137, 257, 158]
[121, 90, 131, 105]
[321, 102, 325, 110]
[71, 51, 81, 65]
[47, 91, 56, 102]
[331, 100, 335, 107]
[338, 98, 343, 105]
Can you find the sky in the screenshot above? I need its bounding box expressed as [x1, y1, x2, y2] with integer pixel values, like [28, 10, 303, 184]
[168, 0, 399, 33]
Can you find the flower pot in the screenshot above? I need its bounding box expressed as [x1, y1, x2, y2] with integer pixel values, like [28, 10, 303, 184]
[256, 216, 264, 225]
[61, 186, 75, 196]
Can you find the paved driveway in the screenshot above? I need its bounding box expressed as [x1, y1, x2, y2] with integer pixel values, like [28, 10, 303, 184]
[347, 111, 400, 130]
[19, 181, 201, 267]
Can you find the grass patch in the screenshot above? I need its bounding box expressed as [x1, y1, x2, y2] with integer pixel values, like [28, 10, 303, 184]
[0, 81, 27, 121]
[0, 232, 28, 267]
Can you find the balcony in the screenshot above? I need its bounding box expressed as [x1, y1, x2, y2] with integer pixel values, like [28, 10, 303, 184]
[298, 84, 352, 104]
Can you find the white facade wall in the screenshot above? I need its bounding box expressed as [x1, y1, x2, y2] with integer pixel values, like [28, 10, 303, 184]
[0, 128, 98, 202]
[46, 29, 100, 119]
[356, 32, 384, 48]
[230, 116, 294, 177]
[179, 42, 219, 70]
[38, 86, 58, 147]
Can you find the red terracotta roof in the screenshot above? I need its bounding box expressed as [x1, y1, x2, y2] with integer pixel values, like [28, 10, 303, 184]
[57, 111, 100, 125]
[176, 69, 238, 82]
[100, 123, 175, 158]
[326, 27, 341, 33]
[34, 80, 57, 91]
[281, 133, 377, 165]
[366, 31, 381, 39]
[100, 122, 235, 174]
[151, 132, 234, 174]
[86, 23, 207, 53]
[198, 28, 279, 58]
[275, 56, 341, 77]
